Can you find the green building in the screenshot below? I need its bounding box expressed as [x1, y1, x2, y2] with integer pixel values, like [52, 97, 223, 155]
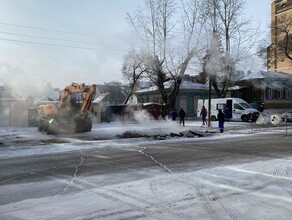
[135, 81, 217, 118]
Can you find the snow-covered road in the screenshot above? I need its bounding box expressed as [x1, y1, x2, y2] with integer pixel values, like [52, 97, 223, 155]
[0, 120, 292, 220]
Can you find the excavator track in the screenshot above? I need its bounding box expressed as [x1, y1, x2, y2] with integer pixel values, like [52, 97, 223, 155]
[38, 116, 92, 134]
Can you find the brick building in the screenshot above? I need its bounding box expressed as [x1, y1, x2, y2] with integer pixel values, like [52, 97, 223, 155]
[268, 0, 292, 74]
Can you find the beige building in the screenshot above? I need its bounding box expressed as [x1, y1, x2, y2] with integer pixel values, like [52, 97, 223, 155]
[268, 0, 292, 74]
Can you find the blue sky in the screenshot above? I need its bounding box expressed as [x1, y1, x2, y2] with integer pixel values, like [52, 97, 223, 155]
[0, 0, 271, 89]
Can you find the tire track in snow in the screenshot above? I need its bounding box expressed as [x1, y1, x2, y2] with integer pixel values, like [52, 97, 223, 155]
[178, 175, 240, 220]
[110, 188, 194, 220]
[82, 209, 137, 220]
[211, 191, 239, 220]
[272, 165, 292, 196]
[149, 179, 195, 220]
[97, 191, 166, 220]
[197, 187, 239, 220]
[196, 187, 218, 220]
[137, 145, 196, 218]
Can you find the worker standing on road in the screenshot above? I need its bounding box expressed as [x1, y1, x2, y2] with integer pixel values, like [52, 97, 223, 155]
[200, 106, 207, 125]
[179, 108, 186, 126]
[217, 109, 225, 133]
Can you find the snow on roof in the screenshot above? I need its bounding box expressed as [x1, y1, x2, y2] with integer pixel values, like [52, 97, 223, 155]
[93, 93, 109, 103]
[228, 85, 246, 90]
[142, 102, 163, 106]
[240, 70, 292, 80]
[135, 80, 208, 93]
[180, 81, 209, 90]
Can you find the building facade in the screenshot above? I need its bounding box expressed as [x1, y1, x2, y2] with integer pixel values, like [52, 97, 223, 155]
[268, 0, 292, 74]
[135, 81, 217, 118]
[0, 98, 29, 127]
[229, 71, 292, 109]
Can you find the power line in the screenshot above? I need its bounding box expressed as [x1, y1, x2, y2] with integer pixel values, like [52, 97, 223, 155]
[0, 31, 94, 44]
[0, 37, 128, 52]
[0, 22, 131, 40]
[0, 22, 96, 36]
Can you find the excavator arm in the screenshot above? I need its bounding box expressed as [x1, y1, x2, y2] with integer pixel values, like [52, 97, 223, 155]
[80, 84, 96, 113]
[58, 83, 96, 113]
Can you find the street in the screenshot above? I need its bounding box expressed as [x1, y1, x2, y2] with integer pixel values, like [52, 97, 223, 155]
[0, 122, 292, 219]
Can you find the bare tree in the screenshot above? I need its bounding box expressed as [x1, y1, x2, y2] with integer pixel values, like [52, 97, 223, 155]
[270, 15, 292, 62]
[202, 0, 259, 97]
[257, 38, 269, 66]
[127, 0, 206, 115]
[122, 50, 149, 104]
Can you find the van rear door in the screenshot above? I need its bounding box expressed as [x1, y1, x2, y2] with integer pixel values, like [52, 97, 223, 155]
[225, 99, 233, 119]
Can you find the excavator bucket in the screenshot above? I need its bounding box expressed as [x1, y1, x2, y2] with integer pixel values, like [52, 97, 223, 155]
[39, 115, 92, 134]
[72, 115, 92, 133]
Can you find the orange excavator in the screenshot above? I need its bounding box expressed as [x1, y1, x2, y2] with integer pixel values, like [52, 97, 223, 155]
[37, 83, 96, 134]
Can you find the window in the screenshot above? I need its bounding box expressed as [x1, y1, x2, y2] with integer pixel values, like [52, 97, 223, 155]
[266, 88, 273, 100]
[217, 103, 225, 110]
[275, 89, 282, 99]
[234, 103, 244, 110]
[285, 88, 291, 99]
[240, 103, 252, 109]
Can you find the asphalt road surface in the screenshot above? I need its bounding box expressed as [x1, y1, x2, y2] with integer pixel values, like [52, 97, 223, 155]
[1, 126, 292, 219]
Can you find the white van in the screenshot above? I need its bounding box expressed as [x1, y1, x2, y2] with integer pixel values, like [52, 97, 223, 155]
[197, 98, 259, 122]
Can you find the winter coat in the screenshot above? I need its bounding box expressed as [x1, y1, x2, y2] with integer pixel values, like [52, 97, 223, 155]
[179, 109, 186, 118]
[217, 110, 225, 122]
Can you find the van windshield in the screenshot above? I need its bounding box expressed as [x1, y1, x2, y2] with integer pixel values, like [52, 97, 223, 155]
[240, 102, 252, 109]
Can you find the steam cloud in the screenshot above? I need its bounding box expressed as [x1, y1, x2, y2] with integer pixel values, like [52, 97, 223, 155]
[1, 62, 58, 100]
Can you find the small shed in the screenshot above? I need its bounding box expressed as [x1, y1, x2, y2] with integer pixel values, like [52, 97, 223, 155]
[142, 102, 164, 119]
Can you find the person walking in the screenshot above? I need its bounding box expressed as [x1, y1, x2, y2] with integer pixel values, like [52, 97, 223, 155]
[200, 106, 207, 125]
[179, 108, 186, 126]
[217, 109, 225, 133]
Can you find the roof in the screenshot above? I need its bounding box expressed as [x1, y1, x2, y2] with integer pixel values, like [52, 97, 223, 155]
[93, 93, 109, 103]
[142, 102, 163, 106]
[240, 70, 292, 80]
[135, 80, 208, 94]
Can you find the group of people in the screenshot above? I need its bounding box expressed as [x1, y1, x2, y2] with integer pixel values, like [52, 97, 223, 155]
[171, 106, 226, 133]
[200, 105, 226, 133]
[170, 107, 186, 126]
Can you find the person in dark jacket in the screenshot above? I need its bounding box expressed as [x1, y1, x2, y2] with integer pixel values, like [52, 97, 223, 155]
[217, 109, 225, 133]
[179, 108, 186, 126]
[200, 106, 207, 125]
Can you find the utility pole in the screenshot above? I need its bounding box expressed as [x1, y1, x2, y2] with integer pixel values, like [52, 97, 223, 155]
[208, 77, 211, 127]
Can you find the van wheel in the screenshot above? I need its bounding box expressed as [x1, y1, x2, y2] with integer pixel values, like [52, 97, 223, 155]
[242, 115, 248, 122]
[211, 115, 217, 121]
